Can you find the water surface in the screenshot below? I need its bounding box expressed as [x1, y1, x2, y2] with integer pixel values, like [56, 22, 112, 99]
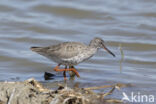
[0, 0, 156, 101]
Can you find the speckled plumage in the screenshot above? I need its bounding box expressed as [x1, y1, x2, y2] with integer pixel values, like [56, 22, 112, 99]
[31, 37, 115, 66]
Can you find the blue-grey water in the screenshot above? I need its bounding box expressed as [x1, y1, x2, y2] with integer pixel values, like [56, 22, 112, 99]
[0, 0, 156, 102]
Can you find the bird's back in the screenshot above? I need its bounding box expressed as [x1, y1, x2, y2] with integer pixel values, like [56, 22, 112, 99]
[31, 42, 89, 59]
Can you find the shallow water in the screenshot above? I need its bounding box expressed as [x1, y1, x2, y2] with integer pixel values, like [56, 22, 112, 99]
[0, 0, 156, 102]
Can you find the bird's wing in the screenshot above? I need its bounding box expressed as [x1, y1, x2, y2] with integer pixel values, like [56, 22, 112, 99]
[46, 42, 88, 59]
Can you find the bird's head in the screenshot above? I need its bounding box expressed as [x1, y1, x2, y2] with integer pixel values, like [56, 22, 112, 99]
[90, 37, 115, 57]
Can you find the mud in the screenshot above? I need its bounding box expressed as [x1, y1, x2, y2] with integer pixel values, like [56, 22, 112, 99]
[0, 78, 127, 104]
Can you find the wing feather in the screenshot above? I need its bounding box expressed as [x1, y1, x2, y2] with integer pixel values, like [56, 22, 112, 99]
[46, 42, 88, 59]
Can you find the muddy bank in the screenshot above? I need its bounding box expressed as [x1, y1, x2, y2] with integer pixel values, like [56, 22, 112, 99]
[0, 78, 129, 104]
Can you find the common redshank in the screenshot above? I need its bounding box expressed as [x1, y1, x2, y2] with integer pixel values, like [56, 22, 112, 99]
[30, 37, 115, 80]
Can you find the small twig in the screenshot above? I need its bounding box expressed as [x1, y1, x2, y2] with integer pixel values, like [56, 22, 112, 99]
[119, 44, 124, 73]
[7, 88, 16, 104]
[27, 78, 50, 92]
[4, 81, 16, 84]
[63, 98, 71, 104]
[105, 99, 123, 103]
[50, 95, 61, 104]
[84, 83, 127, 90]
[84, 85, 113, 90]
[82, 96, 86, 104]
[102, 86, 116, 97]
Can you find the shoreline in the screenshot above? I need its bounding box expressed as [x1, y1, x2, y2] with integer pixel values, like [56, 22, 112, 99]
[0, 78, 128, 104]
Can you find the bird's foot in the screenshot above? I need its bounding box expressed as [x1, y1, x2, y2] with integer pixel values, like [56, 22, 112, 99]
[54, 65, 80, 79]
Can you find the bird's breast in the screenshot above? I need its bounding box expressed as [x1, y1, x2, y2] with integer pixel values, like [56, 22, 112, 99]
[61, 48, 97, 65]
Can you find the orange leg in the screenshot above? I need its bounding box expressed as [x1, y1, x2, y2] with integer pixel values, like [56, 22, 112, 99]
[53, 64, 80, 79]
[69, 67, 80, 77]
[63, 71, 67, 80]
[63, 66, 67, 80]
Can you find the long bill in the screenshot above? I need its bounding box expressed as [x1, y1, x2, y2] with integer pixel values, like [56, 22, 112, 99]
[102, 44, 115, 57]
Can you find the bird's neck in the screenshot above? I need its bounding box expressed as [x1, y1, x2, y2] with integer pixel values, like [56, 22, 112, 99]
[88, 46, 98, 56]
[89, 41, 98, 49]
[88, 43, 99, 54]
